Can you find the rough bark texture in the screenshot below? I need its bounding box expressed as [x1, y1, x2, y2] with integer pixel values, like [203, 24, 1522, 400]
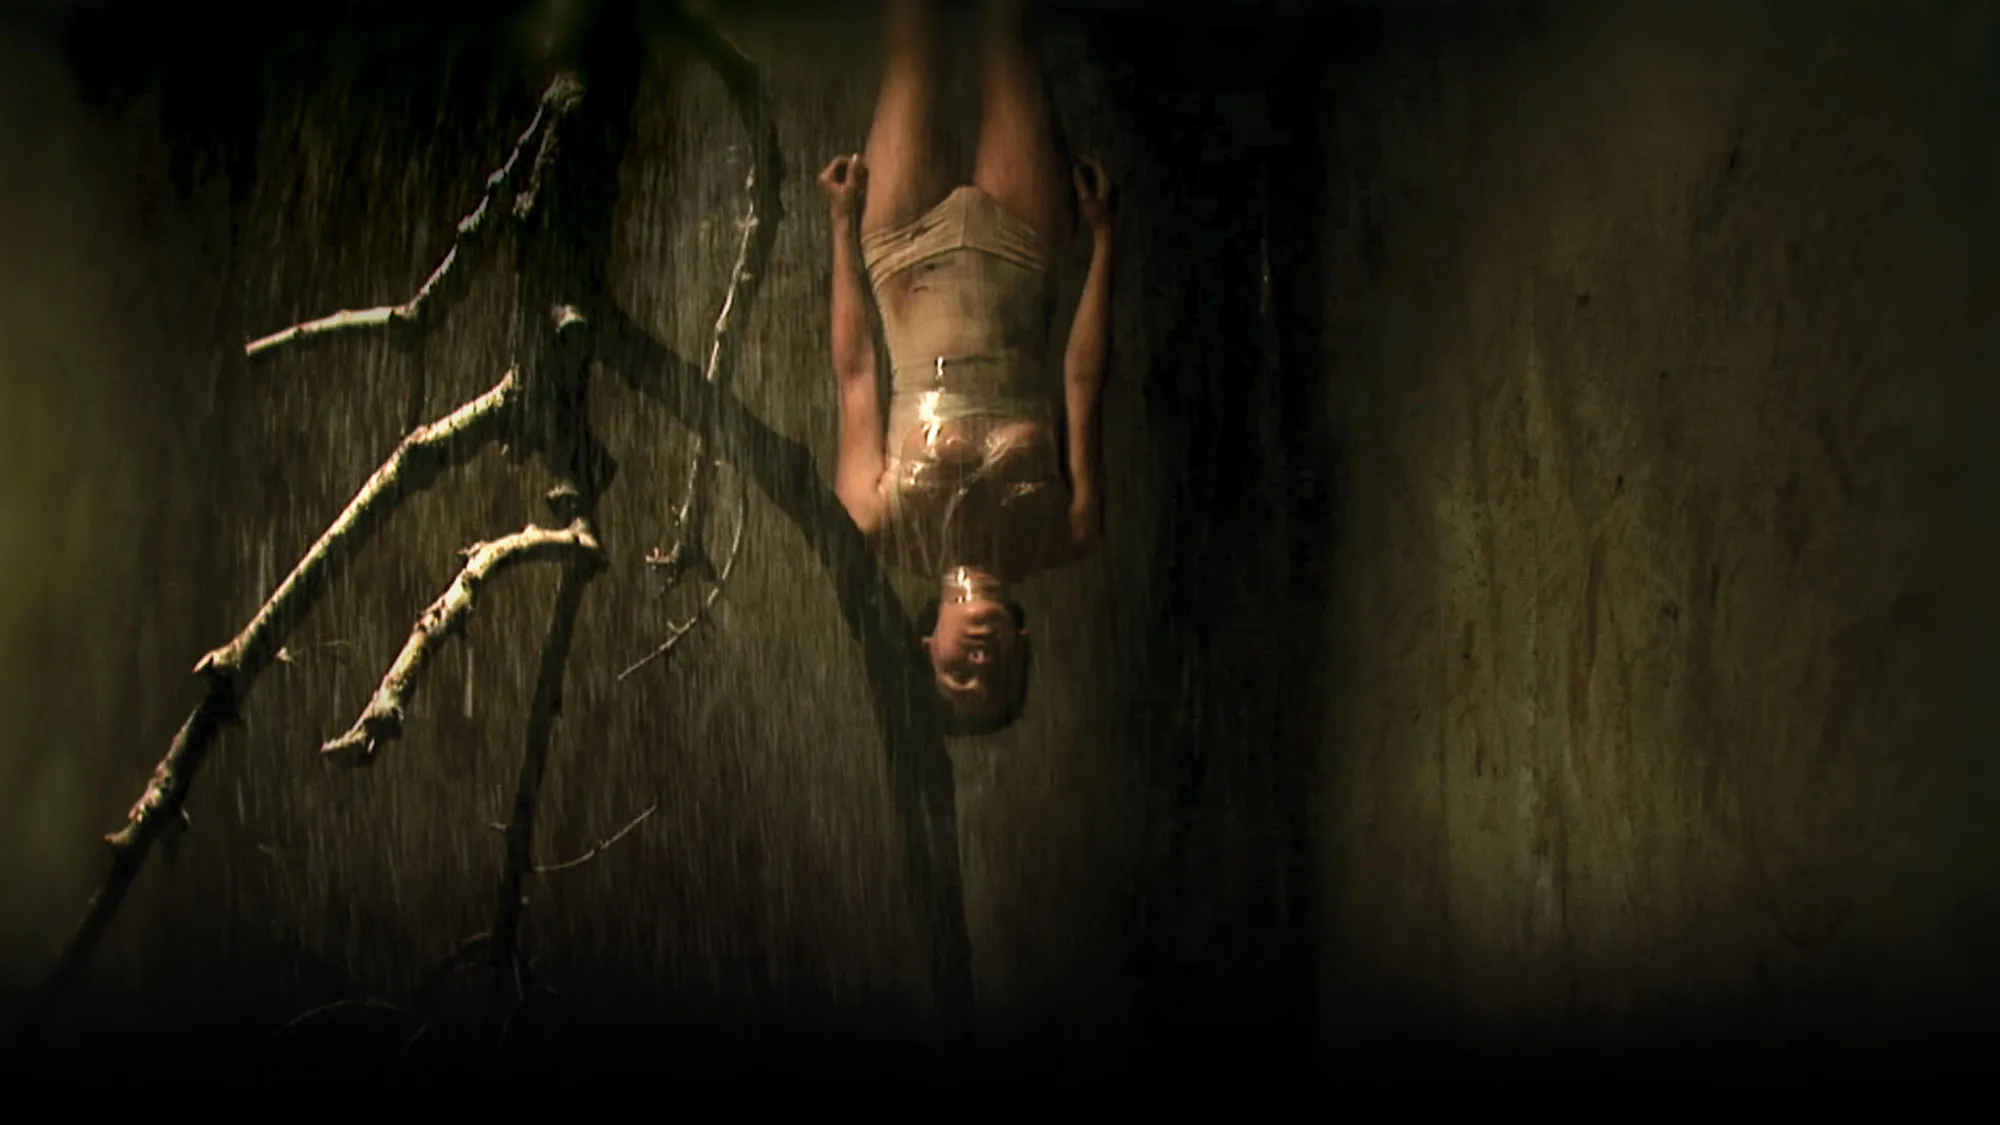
[1, 0, 1995, 1091]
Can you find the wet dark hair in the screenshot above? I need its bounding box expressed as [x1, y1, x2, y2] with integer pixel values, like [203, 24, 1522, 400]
[916, 597, 1032, 737]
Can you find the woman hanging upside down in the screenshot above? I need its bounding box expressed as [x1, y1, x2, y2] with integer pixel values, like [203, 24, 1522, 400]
[819, 0, 1116, 736]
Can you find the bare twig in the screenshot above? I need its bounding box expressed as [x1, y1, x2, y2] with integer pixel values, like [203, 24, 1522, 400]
[18, 374, 516, 1046]
[485, 558, 597, 1015]
[273, 997, 419, 1037]
[274, 637, 355, 666]
[506, 74, 587, 225]
[535, 802, 657, 873]
[322, 521, 605, 760]
[246, 306, 405, 359]
[619, 490, 745, 680]
[189, 373, 519, 701]
[243, 79, 582, 363]
[270, 2, 650, 1050]
[602, 310, 976, 1038]
[413, 932, 494, 1016]
[36, 0, 798, 1056]
[253, 60, 604, 1050]
[456, 0, 648, 1035]
[632, 10, 785, 663]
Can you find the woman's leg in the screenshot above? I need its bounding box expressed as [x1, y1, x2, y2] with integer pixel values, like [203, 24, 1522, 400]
[863, 0, 950, 237]
[971, 0, 1074, 254]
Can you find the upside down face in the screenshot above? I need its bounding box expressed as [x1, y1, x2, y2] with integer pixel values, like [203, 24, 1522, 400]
[924, 596, 1030, 733]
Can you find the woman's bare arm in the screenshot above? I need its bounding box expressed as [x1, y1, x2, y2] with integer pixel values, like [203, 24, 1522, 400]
[1060, 222, 1113, 554]
[823, 158, 887, 536]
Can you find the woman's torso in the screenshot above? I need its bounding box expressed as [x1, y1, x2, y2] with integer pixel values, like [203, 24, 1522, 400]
[866, 191, 1070, 580]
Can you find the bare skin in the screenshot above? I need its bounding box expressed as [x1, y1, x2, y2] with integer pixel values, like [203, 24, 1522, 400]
[821, 0, 1116, 727]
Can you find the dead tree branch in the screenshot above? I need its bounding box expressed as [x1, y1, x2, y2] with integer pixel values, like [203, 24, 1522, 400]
[657, 6, 786, 560]
[535, 802, 657, 873]
[429, 0, 645, 1036]
[17, 374, 516, 1044]
[187, 373, 520, 704]
[322, 521, 605, 761]
[484, 558, 598, 1015]
[628, 10, 785, 675]
[23, 0, 801, 1056]
[273, 997, 420, 1038]
[600, 310, 976, 1038]
[618, 497, 743, 681]
[413, 933, 494, 1015]
[242, 81, 579, 363]
[282, 2, 782, 1050]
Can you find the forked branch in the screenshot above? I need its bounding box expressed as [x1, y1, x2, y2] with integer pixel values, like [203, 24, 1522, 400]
[321, 520, 606, 761]
[185, 373, 520, 703]
[243, 76, 584, 363]
[26, 0, 802, 1057]
[483, 556, 598, 1017]
[628, 11, 787, 674]
[18, 372, 518, 1045]
[602, 309, 975, 1037]
[535, 802, 658, 873]
[619, 500, 745, 681]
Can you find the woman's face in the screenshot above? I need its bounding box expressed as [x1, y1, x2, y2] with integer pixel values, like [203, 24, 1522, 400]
[923, 597, 1028, 725]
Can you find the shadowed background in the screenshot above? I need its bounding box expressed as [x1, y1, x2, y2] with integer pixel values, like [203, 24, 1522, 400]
[0, 0, 1995, 1085]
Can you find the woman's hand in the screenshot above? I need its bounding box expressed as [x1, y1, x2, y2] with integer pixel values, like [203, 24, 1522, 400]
[1072, 155, 1114, 234]
[819, 154, 868, 220]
